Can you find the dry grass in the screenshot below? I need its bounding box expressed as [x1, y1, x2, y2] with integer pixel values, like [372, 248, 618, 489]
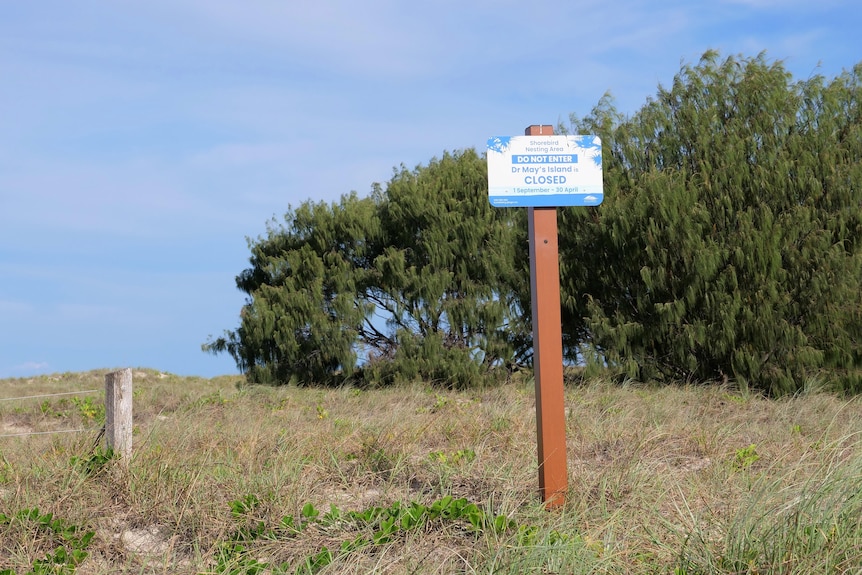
[1, 369, 861, 574]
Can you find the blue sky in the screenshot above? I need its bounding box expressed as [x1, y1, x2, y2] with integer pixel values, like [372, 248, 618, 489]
[1, 1, 860, 378]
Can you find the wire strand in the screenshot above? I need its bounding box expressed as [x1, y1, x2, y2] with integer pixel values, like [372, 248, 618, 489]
[0, 428, 100, 438]
[0, 390, 100, 402]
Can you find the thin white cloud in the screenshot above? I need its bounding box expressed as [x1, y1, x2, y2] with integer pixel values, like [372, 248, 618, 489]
[0, 162, 191, 235]
[189, 142, 307, 168]
[730, 28, 828, 68]
[12, 361, 50, 373]
[133, 0, 450, 79]
[56, 303, 124, 322]
[136, 0, 697, 82]
[0, 299, 33, 317]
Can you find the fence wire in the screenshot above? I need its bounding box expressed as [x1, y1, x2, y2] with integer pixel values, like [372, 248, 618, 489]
[0, 389, 100, 402]
[1, 389, 103, 438]
[0, 427, 102, 439]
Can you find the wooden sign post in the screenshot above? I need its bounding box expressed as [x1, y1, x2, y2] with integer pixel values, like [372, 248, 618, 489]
[524, 124, 568, 508]
[487, 124, 603, 508]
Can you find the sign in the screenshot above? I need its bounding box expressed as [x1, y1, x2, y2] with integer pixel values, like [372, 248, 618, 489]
[487, 135, 603, 207]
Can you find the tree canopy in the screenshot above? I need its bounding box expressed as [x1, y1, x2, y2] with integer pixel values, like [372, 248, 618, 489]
[207, 52, 862, 395]
[204, 149, 529, 387]
[559, 52, 862, 394]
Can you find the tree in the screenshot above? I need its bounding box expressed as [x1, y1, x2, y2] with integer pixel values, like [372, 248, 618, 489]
[365, 149, 529, 385]
[204, 149, 529, 387]
[558, 52, 862, 394]
[204, 192, 378, 385]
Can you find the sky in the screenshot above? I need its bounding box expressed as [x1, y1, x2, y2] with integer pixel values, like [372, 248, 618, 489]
[1, 1, 860, 379]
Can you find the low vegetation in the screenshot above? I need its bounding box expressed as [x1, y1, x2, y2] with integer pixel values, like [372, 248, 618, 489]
[1, 369, 861, 573]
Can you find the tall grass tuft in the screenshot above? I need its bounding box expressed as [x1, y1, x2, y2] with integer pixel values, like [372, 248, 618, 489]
[676, 433, 862, 574]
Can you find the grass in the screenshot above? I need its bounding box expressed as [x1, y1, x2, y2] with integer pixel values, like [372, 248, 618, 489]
[1, 368, 861, 573]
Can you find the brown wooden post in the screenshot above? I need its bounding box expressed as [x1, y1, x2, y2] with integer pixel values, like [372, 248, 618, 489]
[526, 124, 568, 508]
[105, 368, 133, 461]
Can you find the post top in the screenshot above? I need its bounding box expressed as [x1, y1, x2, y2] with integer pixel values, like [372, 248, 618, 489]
[525, 125, 555, 136]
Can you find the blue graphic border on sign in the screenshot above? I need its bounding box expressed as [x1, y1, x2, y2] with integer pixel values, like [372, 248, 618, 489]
[486, 135, 603, 208]
[489, 194, 603, 208]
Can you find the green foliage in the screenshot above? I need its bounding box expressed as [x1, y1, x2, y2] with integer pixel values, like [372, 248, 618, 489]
[39, 400, 62, 418]
[69, 447, 114, 477]
[207, 50, 862, 394]
[205, 149, 527, 387]
[228, 494, 261, 518]
[0, 509, 95, 575]
[69, 397, 104, 423]
[0, 451, 12, 484]
[731, 444, 760, 471]
[428, 448, 476, 465]
[206, 495, 519, 575]
[203, 191, 373, 385]
[560, 52, 862, 394]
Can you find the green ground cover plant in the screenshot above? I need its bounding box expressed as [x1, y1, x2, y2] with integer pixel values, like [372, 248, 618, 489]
[0, 508, 95, 575]
[1, 369, 861, 573]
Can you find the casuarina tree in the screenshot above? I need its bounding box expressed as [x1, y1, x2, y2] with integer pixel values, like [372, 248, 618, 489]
[204, 149, 528, 387]
[558, 52, 862, 395]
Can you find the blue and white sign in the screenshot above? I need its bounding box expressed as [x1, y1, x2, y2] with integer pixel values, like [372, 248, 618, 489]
[487, 135, 603, 207]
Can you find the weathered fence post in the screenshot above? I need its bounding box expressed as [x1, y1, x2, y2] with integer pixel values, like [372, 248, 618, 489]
[105, 368, 133, 460]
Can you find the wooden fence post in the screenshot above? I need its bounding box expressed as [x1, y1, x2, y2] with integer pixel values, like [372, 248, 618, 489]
[105, 368, 133, 460]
